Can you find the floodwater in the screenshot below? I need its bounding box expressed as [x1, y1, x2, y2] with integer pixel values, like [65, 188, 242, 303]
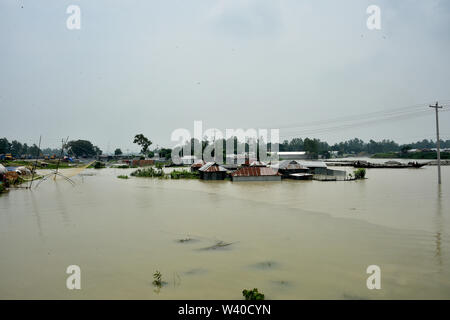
[0, 165, 449, 299]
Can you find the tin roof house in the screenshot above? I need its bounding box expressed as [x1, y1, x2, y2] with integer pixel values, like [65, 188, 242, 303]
[198, 162, 228, 180]
[271, 160, 311, 179]
[231, 161, 281, 182]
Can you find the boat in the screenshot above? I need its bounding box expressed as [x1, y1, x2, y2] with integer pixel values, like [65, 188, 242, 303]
[353, 160, 428, 169]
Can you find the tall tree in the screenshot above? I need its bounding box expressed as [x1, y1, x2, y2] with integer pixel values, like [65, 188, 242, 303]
[0, 138, 11, 154]
[133, 134, 152, 155]
[67, 140, 101, 157]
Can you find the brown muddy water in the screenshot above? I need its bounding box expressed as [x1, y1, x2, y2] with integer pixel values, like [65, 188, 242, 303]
[0, 166, 449, 299]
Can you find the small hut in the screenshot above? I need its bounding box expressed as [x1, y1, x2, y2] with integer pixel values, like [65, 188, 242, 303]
[273, 160, 309, 178]
[198, 162, 228, 180]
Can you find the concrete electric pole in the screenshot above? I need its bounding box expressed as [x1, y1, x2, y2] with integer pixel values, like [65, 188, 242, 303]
[429, 102, 443, 184]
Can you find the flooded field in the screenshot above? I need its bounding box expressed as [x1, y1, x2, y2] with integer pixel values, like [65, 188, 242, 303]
[0, 166, 449, 299]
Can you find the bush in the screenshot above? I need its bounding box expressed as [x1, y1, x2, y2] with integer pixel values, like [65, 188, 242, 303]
[170, 170, 199, 179]
[131, 167, 165, 178]
[353, 168, 366, 179]
[242, 288, 265, 300]
[92, 161, 105, 169]
[117, 175, 128, 179]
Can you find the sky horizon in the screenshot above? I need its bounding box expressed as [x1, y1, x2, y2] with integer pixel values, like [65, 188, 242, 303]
[1, 0, 449, 153]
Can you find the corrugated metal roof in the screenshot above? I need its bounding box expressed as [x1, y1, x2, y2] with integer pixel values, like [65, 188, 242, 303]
[199, 162, 227, 172]
[249, 161, 267, 167]
[231, 167, 280, 177]
[275, 160, 309, 170]
[276, 151, 306, 155]
[191, 160, 206, 168]
[296, 160, 327, 168]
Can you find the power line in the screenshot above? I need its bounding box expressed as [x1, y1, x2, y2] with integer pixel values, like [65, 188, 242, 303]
[280, 109, 449, 138]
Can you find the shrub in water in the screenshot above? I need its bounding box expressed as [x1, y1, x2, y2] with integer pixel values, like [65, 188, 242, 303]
[353, 168, 366, 180]
[242, 288, 265, 300]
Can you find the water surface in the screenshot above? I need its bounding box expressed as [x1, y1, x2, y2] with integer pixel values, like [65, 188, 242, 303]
[0, 166, 449, 299]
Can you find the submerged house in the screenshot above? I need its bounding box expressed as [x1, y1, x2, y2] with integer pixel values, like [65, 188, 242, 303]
[274, 160, 308, 174]
[198, 162, 228, 180]
[231, 162, 281, 182]
[271, 160, 312, 180]
[296, 161, 347, 181]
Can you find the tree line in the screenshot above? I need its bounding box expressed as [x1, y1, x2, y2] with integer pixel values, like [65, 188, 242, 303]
[2, 136, 449, 159]
[0, 138, 102, 158]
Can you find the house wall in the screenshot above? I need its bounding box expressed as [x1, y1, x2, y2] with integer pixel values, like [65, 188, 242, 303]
[232, 175, 281, 182]
[132, 159, 155, 167]
[279, 168, 309, 177]
[200, 172, 227, 180]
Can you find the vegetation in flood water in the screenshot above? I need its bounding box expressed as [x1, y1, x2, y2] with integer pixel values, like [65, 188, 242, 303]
[170, 170, 199, 179]
[117, 175, 128, 179]
[177, 237, 197, 243]
[242, 288, 265, 300]
[131, 167, 165, 178]
[88, 161, 105, 169]
[353, 168, 366, 180]
[152, 270, 163, 287]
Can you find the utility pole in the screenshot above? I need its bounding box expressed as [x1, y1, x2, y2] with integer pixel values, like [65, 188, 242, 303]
[429, 102, 443, 184]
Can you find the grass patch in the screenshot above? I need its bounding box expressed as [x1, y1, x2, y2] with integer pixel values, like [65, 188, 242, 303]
[88, 161, 106, 169]
[170, 170, 199, 179]
[131, 167, 165, 178]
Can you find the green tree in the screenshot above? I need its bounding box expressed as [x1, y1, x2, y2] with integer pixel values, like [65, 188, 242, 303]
[400, 145, 411, 154]
[67, 140, 101, 157]
[114, 148, 123, 156]
[133, 134, 152, 155]
[10, 140, 23, 157]
[0, 138, 11, 154]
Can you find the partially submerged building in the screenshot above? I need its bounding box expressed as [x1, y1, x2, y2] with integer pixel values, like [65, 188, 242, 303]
[231, 162, 281, 182]
[272, 160, 309, 177]
[198, 162, 228, 180]
[296, 161, 347, 181]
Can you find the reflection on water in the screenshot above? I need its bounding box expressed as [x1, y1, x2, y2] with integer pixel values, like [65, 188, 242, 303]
[0, 166, 449, 299]
[435, 185, 443, 268]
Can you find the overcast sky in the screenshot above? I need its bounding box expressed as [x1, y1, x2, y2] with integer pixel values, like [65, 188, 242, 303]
[1, 0, 449, 153]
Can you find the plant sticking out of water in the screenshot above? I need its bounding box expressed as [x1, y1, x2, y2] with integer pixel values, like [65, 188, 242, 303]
[152, 270, 163, 287]
[353, 168, 366, 180]
[117, 175, 128, 179]
[131, 167, 165, 178]
[91, 161, 105, 169]
[242, 288, 265, 300]
[170, 170, 199, 179]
